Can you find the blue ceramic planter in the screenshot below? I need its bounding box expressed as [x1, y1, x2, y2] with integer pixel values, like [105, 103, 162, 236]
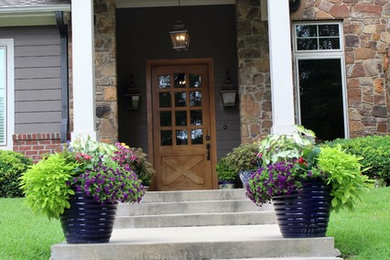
[60, 191, 118, 244]
[272, 179, 331, 238]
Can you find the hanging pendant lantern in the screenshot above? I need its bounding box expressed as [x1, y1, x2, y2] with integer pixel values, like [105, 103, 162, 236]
[170, 21, 190, 51]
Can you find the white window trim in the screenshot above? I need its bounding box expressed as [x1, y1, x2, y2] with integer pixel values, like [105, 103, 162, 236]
[0, 39, 15, 150]
[292, 21, 349, 139]
[293, 21, 345, 54]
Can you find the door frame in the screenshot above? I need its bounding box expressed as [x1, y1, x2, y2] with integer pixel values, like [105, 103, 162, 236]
[146, 58, 218, 190]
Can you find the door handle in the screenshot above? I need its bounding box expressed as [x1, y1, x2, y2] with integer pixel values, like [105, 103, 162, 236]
[206, 143, 211, 161]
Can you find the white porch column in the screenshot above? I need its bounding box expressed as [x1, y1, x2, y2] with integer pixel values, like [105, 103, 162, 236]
[71, 0, 97, 140]
[267, 0, 295, 135]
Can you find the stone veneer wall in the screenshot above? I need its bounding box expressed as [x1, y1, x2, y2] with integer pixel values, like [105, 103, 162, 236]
[94, 0, 118, 143]
[236, 0, 272, 144]
[68, 0, 118, 143]
[237, 0, 390, 143]
[385, 47, 390, 128]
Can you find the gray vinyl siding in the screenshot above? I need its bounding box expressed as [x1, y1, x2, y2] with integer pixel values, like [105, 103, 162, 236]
[117, 5, 241, 160]
[0, 26, 61, 134]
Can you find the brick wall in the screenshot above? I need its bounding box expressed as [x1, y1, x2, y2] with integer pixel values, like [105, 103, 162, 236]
[13, 133, 62, 161]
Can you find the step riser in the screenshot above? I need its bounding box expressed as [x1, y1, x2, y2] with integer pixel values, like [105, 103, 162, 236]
[117, 200, 271, 216]
[142, 189, 248, 203]
[51, 238, 339, 260]
[114, 212, 277, 228]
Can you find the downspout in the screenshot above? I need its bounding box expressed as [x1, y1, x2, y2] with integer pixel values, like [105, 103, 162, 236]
[56, 11, 69, 143]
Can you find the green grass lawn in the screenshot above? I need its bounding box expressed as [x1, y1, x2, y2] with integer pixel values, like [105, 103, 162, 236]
[0, 187, 389, 260]
[327, 186, 390, 260]
[0, 198, 64, 260]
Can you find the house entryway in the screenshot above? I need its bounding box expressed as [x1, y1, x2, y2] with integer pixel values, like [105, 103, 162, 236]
[147, 59, 217, 191]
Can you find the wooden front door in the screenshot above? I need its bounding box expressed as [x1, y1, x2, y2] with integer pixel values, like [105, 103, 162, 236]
[147, 59, 217, 191]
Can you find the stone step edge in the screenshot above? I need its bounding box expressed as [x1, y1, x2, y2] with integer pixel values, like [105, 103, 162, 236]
[51, 257, 342, 260]
[120, 199, 261, 206]
[115, 210, 275, 218]
[51, 238, 340, 260]
[144, 188, 245, 194]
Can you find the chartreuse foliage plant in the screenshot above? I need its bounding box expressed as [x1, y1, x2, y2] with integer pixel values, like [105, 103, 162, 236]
[20, 152, 78, 219]
[0, 150, 32, 198]
[317, 145, 373, 212]
[326, 135, 390, 185]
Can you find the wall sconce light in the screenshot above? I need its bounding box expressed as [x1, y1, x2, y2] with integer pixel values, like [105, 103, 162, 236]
[220, 71, 237, 107]
[124, 75, 141, 110]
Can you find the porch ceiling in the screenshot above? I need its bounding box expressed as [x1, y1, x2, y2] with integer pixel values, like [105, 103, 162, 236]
[116, 0, 235, 8]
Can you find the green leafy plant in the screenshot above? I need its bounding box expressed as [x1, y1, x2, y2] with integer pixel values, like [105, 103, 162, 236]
[20, 137, 145, 219]
[258, 125, 315, 166]
[317, 145, 373, 212]
[216, 157, 236, 182]
[20, 152, 78, 219]
[247, 126, 373, 212]
[223, 142, 259, 174]
[70, 135, 117, 164]
[325, 136, 390, 185]
[0, 151, 32, 198]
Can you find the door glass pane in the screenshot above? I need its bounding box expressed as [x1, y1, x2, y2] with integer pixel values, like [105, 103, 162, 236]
[190, 110, 202, 126]
[159, 74, 171, 89]
[176, 130, 188, 145]
[161, 130, 172, 146]
[298, 59, 344, 141]
[191, 129, 203, 145]
[319, 38, 340, 50]
[0, 48, 5, 144]
[160, 111, 172, 127]
[296, 25, 317, 37]
[159, 92, 171, 107]
[174, 73, 186, 88]
[189, 74, 201, 88]
[190, 91, 202, 107]
[175, 92, 186, 107]
[175, 111, 187, 126]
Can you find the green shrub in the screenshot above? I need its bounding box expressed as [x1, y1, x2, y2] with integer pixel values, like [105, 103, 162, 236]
[0, 151, 32, 198]
[325, 136, 390, 185]
[216, 157, 236, 182]
[224, 143, 259, 173]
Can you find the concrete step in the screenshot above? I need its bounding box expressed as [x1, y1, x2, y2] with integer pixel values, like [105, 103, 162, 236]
[142, 189, 249, 203]
[211, 257, 343, 260]
[51, 225, 341, 260]
[117, 199, 273, 216]
[114, 211, 277, 228]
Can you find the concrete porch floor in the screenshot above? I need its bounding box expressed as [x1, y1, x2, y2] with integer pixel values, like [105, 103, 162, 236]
[51, 224, 341, 260]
